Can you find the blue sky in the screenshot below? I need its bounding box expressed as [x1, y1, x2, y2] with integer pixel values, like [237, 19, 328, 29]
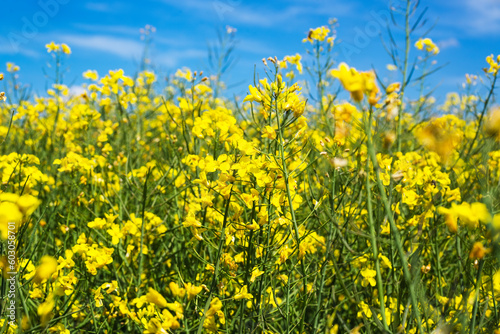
[1, 0, 499, 103]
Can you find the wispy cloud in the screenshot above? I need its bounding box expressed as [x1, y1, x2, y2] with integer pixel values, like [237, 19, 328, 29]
[85, 2, 112, 12]
[0, 37, 40, 58]
[438, 37, 459, 50]
[73, 23, 142, 36]
[155, 48, 206, 67]
[159, 0, 352, 28]
[463, 0, 500, 34]
[438, 0, 500, 35]
[236, 37, 278, 57]
[57, 34, 144, 58]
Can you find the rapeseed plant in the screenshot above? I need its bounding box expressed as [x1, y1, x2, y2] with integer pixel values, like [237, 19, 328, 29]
[0, 3, 500, 334]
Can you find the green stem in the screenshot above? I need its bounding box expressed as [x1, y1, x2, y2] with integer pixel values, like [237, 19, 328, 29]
[276, 99, 308, 333]
[470, 259, 485, 334]
[397, 0, 412, 153]
[137, 168, 151, 291]
[364, 125, 389, 331]
[312, 169, 337, 332]
[365, 107, 423, 333]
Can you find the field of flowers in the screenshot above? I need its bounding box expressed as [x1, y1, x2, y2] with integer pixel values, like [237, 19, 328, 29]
[1, 6, 500, 334]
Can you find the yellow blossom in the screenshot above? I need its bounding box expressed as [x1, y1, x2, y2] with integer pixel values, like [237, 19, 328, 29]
[45, 41, 60, 53]
[146, 288, 168, 308]
[34, 256, 58, 284]
[303, 26, 330, 43]
[184, 282, 203, 300]
[485, 107, 500, 141]
[415, 38, 439, 54]
[61, 43, 71, 54]
[234, 285, 253, 300]
[469, 242, 488, 260]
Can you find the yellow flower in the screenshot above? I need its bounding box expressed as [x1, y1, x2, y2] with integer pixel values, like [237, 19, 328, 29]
[438, 202, 491, 232]
[0, 202, 22, 239]
[469, 242, 488, 260]
[6, 62, 20, 72]
[37, 296, 55, 326]
[16, 195, 41, 216]
[101, 280, 119, 294]
[485, 107, 500, 141]
[243, 85, 264, 103]
[94, 287, 104, 307]
[206, 297, 223, 317]
[184, 282, 203, 300]
[415, 116, 463, 163]
[234, 285, 253, 300]
[414, 38, 439, 54]
[402, 188, 419, 209]
[357, 301, 372, 318]
[166, 301, 184, 319]
[83, 70, 99, 81]
[61, 43, 71, 54]
[379, 254, 392, 269]
[182, 214, 202, 228]
[330, 63, 364, 101]
[49, 323, 70, 334]
[146, 288, 168, 308]
[282, 54, 303, 74]
[486, 54, 500, 74]
[492, 214, 500, 230]
[144, 318, 166, 334]
[34, 256, 58, 284]
[169, 282, 186, 298]
[330, 63, 379, 104]
[45, 41, 60, 53]
[360, 268, 376, 287]
[261, 126, 276, 140]
[250, 266, 264, 283]
[386, 82, 401, 94]
[175, 67, 192, 81]
[0, 73, 4, 102]
[106, 224, 124, 245]
[303, 26, 330, 43]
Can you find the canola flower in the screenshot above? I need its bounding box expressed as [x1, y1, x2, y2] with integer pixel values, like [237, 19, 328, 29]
[303, 26, 331, 44]
[46, 41, 71, 55]
[0, 193, 41, 239]
[485, 107, 500, 141]
[329, 62, 380, 105]
[0, 73, 5, 102]
[0, 22, 499, 334]
[415, 37, 440, 54]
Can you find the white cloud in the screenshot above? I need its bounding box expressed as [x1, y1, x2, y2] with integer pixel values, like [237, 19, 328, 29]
[438, 37, 459, 50]
[67, 85, 87, 99]
[57, 34, 144, 58]
[73, 23, 141, 36]
[440, 0, 500, 35]
[236, 38, 277, 57]
[159, 0, 353, 28]
[155, 48, 206, 67]
[463, 0, 500, 34]
[0, 37, 40, 58]
[85, 2, 112, 12]
[50, 33, 206, 68]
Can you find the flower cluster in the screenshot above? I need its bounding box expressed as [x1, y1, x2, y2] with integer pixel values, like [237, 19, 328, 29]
[0, 21, 499, 334]
[329, 62, 380, 104]
[415, 37, 440, 54]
